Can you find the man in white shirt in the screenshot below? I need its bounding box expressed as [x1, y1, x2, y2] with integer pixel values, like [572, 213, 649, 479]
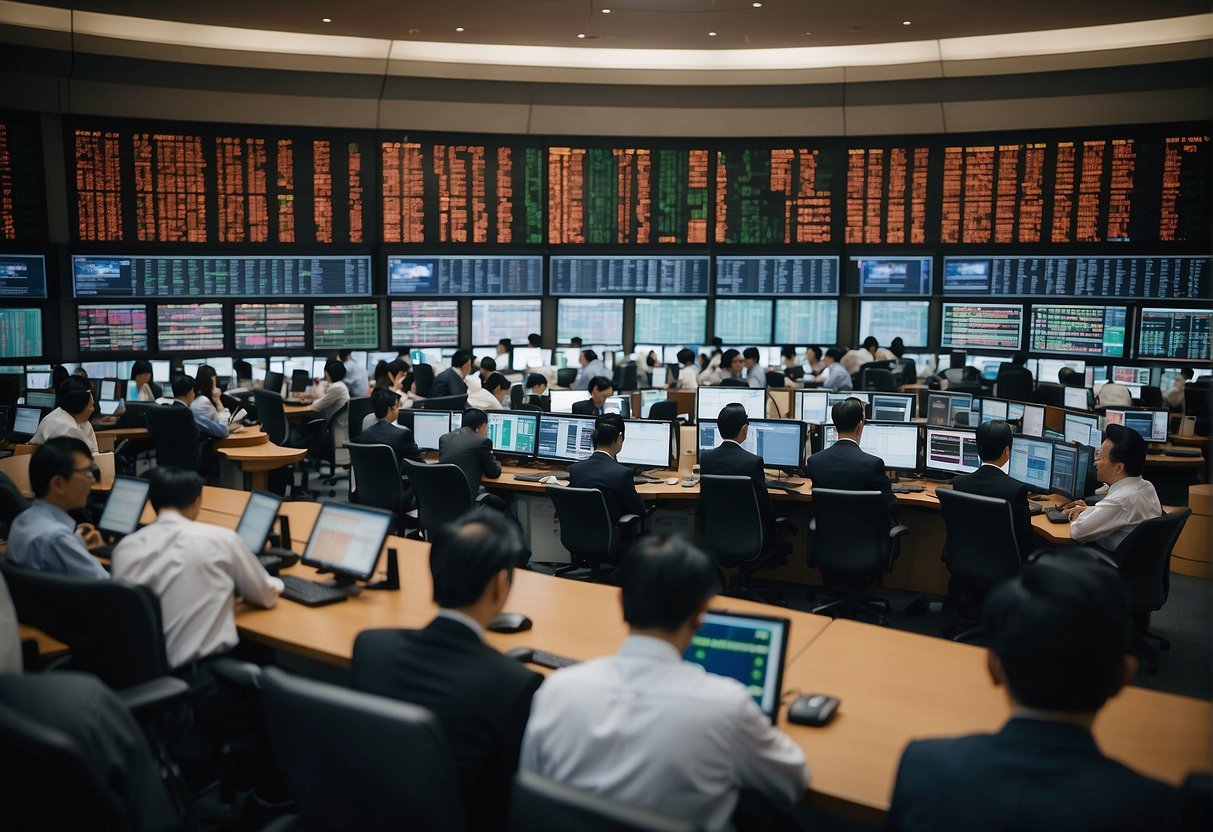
[1096, 381, 1132, 409]
[1164, 368, 1193, 409]
[466, 372, 510, 411]
[30, 379, 98, 453]
[520, 535, 807, 831]
[1065, 423, 1162, 558]
[672, 348, 699, 390]
[840, 346, 873, 375]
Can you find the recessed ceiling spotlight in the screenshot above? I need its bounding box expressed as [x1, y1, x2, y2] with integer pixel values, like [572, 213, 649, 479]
[455, 26, 464, 32]
[803, 31, 812, 35]
[577, 32, 586, 38]
[752, 1, 762, 6]
[321, 17, 331, 23]
[708, 31, 717, 36]
[601, 8, 611, 13]
[902, 20, 911, 25]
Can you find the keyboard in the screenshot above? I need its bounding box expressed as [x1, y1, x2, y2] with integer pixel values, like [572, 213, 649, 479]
[279, 574, 349, 607]
[1045, 507, 1070, 524]
[892, 485, 925, 494]
[634, 476, 662, 484]
[1028, 502, 1043, 515]
[1164, 448, 1200, 457]
[507, 647, 580, 669]
[283, 398, 307, 406]
[765, 479, 804, 490]
[513, 471, 570, 483]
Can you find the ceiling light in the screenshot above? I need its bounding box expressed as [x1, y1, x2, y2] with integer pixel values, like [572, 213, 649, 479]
[601, 8, 611, 13]
[577, 32, 586, 38]
[321, 17, 331, 23]
[902, 20, 911, 25]
[752, 2, 762, 6]
[455, 26, 464, 32]
[708, 31, 717, 37]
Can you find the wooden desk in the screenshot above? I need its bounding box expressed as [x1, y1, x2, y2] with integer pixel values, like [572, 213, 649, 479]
[0, 452, 114, 498]
[94, 427, 150, 454]
[283, 403, 315, 420]
[1168, 433, 1208, 448]
[217, 443, 308, 490]
[781, 619, 1211, 823]
[17, 623, 68, 662]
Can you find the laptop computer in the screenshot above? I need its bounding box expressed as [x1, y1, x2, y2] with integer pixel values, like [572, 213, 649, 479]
[683, 610, 791, 723]
[234, 490, 297, 573]
[9, 406, 43, 442]
[93, 476, 151, 558]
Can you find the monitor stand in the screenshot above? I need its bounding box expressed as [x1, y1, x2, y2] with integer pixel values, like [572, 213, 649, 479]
[311, 572, 364, 597]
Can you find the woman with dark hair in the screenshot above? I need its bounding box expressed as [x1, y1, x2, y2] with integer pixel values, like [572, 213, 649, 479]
[50, 364, 70, 390]
[192, 365, 231, 424]
[129, 359, 162, 401]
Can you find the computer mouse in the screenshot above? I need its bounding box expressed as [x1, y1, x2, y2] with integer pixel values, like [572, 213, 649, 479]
[787, 694, 840, 727]
[489, 612, 533, 634]
[540, 475, 557, 484]
[665, 477, 680, 485]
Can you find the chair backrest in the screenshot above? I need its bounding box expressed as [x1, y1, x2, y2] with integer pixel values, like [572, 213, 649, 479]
[1033, 383, 1066, 407]
[556, 368, 578, 388]
[698, 475, 765, 565]
[809, 488, 895, 579]
[764, 370, 786, 389]
[346, 443, 405, 515]
[545, 485, 618, 568]
[0, 562, 170, 688]
[509, 771, 699, 832]
[324, 402, 351, 466]
[936, 488, 1023, 587]
[860, 367, 897, 392]
[0, 467, 29, 522]
[1114, 508, 1191, 612]
[942, 367, 967, 384]
[994, 367, 1033, 402]
[144, 404, 201, 471]
[401, 459, 473, 536]
[418, 394, 468, 411]
[647, 399, 678, 422]
[412, 363, 435, 398]
[1139, 386, 1163, 408]
[948, 381, 983, 396]
[259, 666, 466, 832]
[252, 389, 289, 445]
[347, 396, 374, 443]
[510, 384, 525, 409]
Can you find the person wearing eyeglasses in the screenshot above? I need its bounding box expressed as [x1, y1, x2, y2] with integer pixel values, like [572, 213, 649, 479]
[5, 436, 108, 579]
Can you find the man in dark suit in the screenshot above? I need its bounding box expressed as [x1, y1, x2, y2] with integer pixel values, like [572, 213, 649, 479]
[359, 388, 423, 468]
[699, 402, 773, 531]
[886, 556, 1180, 831]
[567, 414, 646, 525]
[352, 510, 543, 832]
[429, 349, 472, 400]
[571, 376, 614, 417]
[951, 419, 1036, 560]
[806, 396, 896, 519]
[524, 373, 550, 411]
[439, 408, 504, 507]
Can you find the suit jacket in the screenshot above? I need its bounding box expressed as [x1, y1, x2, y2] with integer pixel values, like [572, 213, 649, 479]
[359, 419, 423, 469]
[440, 427, 502, 502]
[429, 367, 468, 400]
[567, 450, 645, 524]
[352, 618, 543, 832]
[951, 464, 1036, 560]
[886, 718, 1180, 832]
[570, 398, 605, 417]
[806, 438, 896, 519]
[699, 440, 772, 527]
[525, 394, 550, 412]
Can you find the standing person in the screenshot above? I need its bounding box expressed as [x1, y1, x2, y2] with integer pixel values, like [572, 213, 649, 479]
[339, 349, 370, 397]
[572, 350, 610, 390]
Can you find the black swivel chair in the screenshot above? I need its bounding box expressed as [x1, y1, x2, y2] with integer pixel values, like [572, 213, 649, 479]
[259, 666, 467, 832]
[144, 403, 206, 474]
[1112, 508, 1191, 675]
[510, 384, 525, 409]
[556, 368, 578, 388]
[346, 442, 418, 535]
[936, 489, 1026, 642]
[859, 367, 898, 392]
[808, 489, 909, 626]
[765, 370, 786, 389]
[304, 402, 350, 497]
[289, 370, 311, 394]
[401, 458, 476, 539]
[412, 363, 436, 398]
[253, 389, 291, 446]
[994, 366, 1034, 402]
[347, 395, 374, 442]
[1033, 383, 1066, 407]
[647, 399, 678, 423]
[509, 771, 699, 832]
[417, 394, 469, 411]
[545, 485, 641, 582]
[1139, 386, 1163, 408]
[698, 475, 790, 602]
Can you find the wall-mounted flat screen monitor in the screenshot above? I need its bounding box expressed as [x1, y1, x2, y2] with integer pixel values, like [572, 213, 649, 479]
[714, 299, 772, 344]
[0, 254, 47, 298]
[634, 299, 706, 344]
[78, 305, 149, 352]
[1135, 307, 1211, 362]
[859, 300, 929, 348]
[390, 300, 459, 346]
[556, 298, 624, 345]
[773, 299, 838, 345]
[847, 257, 932, 296]
[234, 304, 306, 350]
[157, 304, 224, 352]
[386, 255, 542, 296]
[470, 299, 542, 346]
[940, 303, 1023, 351]
[1029, 305, 1127, 357]
[313, 304, 379, 350]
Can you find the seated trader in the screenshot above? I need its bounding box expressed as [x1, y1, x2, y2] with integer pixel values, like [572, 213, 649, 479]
[339, 349, 370, 397]
[1065, 424, 1161, 556]
[191, 366, 231, 425]
[524, 373, 550, 410]
[567, 414, 646, 525]
[671, 347, 699, 390]
[476, 356, 498, 387]
[521, 535, 807, 831]
[303, 359, 351, 423]
[360, 388, 424, 469]
[806, 397, 896, 519]
[814, 348, 853, 391]
[700, 403, 774, 532]
[430, 350, 472, 400]
[439, 408, 505, 509]
[951, 420, 1037, 560]
[743, 347, 767, 388]
[31, 378, 99, 453]
[353, 510, 542, 831]
[130, 359, 162, 402]
[1164, 367, 1193, 409]
[1095, 381, 1132, 408]
[5, 437, 108, 579]
[572, 349, 610, 390]
[571, 376, 614, 416]
[171, 374, 229, 439]
[886, 556, 1179, 832]
[467, 372, 510, 412]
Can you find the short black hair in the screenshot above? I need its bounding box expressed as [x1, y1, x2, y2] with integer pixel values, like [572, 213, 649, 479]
[806, 345, 822, 361]
[949, 351, 966, 369]
[525, 373, 547, 391]
[975, 420, 1013, 462]
[780, 345, 797, 360]
[1011, 351, 1028, 366]
[130, 360, 153, 379]
[889, 337, 905, 357]
[581, 349, 598, 362]
[862, 336, 879, 351]
[429, 509, 525, 608]
[1103, 423, 1146, 477]
[479, 356, 497, 373]
[148, 466, 203, 512]
[677, 348, 695, 366]
[984, 555, 1131, 713]
[832, 397, 866, 432]
[371, 387, 399, 419]
[825, 347, 844, 363]
[451, 350, 472, 370]
[171, 374, 195, 397]
[462, 408, 488, 431]
[337, 350, 353, 361]
[591, 413, 624, 448]
[1180, 368, 1195, 380]
[324, 359, 347, 383]
[527, 333, 542, 347]
[570, 337, 583, 347]
[30, 436, 92, 498]
[483, 372, 511, 395]
[497, 338, 512, 349]
[716, 402, 748, 440]
[742, 347, 760, 363]
[620, 535, 720, 632]
[57, 378, 92, 416]
[587, 376, 613, 394]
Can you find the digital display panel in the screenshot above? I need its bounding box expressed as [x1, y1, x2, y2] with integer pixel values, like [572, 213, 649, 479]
[940, 304, 1023, 351]
[859, 300, 930, 348]
[549, 255, 709, 296]
[470, 299, 542, 345]
[1029, 305, 1127, 357]
[847, 257, 932, 296]
[0, 254, 46, 298]
[233, 304, 306, 350]
[386, 254, 542, 295]
[942, 255, 1207, 299]
[714, 299, 772, 344]
[715, 144, 836, 244]
[78, 305, 149, 352]
[390, 300, 460, 346]
[557, 298, 624, 345]
[714, 256, 839, 296]
[1136, 307, 1212, 361]
[157, 303, 225, 351]
[774, 300, 838, 345]
[71, 254, 371, 298]
[634, 299, 705, 344]
[0, 308, 42, 357]
[0, 112, 48, 241]
[845, 144, 930, 244]
[313, 304, 379, 350]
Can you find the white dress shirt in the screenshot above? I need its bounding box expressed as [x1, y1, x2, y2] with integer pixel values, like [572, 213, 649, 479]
[311, 379, 350, 424]
[1096, 383, 1133, 408]
[1164, 378, 1186, 408]
[111, 510, 283, 669]
[1069, 476, 1162, 552]
[675, 364, 699, 390]
[466, 386, 504, 411]
[343, 358, 370, 397]
[31, 407, 98, 453]
[520, 635, 807, 832]
[840, 349, 872, 375]
[191, 394, 230, 425]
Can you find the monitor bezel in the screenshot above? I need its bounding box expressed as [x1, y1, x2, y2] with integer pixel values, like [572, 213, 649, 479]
[299, 501, 394, 583]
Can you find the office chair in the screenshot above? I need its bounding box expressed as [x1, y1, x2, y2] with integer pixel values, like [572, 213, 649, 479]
[936, 489, 1025, 642]
[718, 377, 748, 388]
[509, 771, 699, 832]
[647, 399, 678, 422]
[259, 666, 467, 832]
[253, 389, 291, 446]
[305, 402, 350, 497]
[545, 485, 641, 582]
[346, 443, 418, 535]
[948, 381, 983, 397]
[515, 402, 542, 413]
[144, 403, 207, 474]
[808, 489, 909, 626]
[698, 474, 790, 603]
[401, 458, 476, 539]
[556, 367, 578, 388]
[1112, 508, 1191, 675]
[1033, 383, 1066, 408]
[859, 367, 897, 392]
[417, 394, 469, 411]
[510, 383, 525, 409]
[765, 370, 786, 389]
[1139, 386, 1163, 408]
[347, 395, 374, 443]
[994, 366, 1033, 401]
[412, 363, 435, 398]
[615, 363, 638, 392]
[0, 467, 29, 525]
[289, 369, 311, 394]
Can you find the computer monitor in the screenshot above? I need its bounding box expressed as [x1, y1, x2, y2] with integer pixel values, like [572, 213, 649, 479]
[648, 366, 667, 388]
[236, 491, 285, 554]
[925, 392, 972, 428]
[97, 476, 150, 536]
[96, 398, 122, 416]
[923, 427, 981, 477]
[1064, 411, 1100, 447]
[10, 406, 40, 440]
[683, 610, 790, 722]
[299, 502, 394, 584]
[99, 379, 120, 401]
[81, 361, 117, 379]
[24, 390, 55, 408]
[25, 371, 50, 390]
[1006, 401, 1046, 438]
[793, 389, 831, 423]
[639, 390, 667, 418]
[511, 348, 552, 369]
[603, 395, 631, 418]
[486, 411, 539, 458]
[1103, 408, 1168, 443]
[1063, 385, 1091, 411]
[695, 387, 766, 421]
[855, 421, 920, 473]
[1111, 365, 1151, 386]
[1008, 435, 1054, 493]
[617, 419, 674, 469]
[697, 419, 805, 471]
[1049, 442, 1090, 502]
[412, 410, 456, 451]
[549, 389, 592, 413]
[536, 413, 597, 464]
[868, 393, 915, 422]
[149, 360, 171, 384]
[979, 397, 1009, 425]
